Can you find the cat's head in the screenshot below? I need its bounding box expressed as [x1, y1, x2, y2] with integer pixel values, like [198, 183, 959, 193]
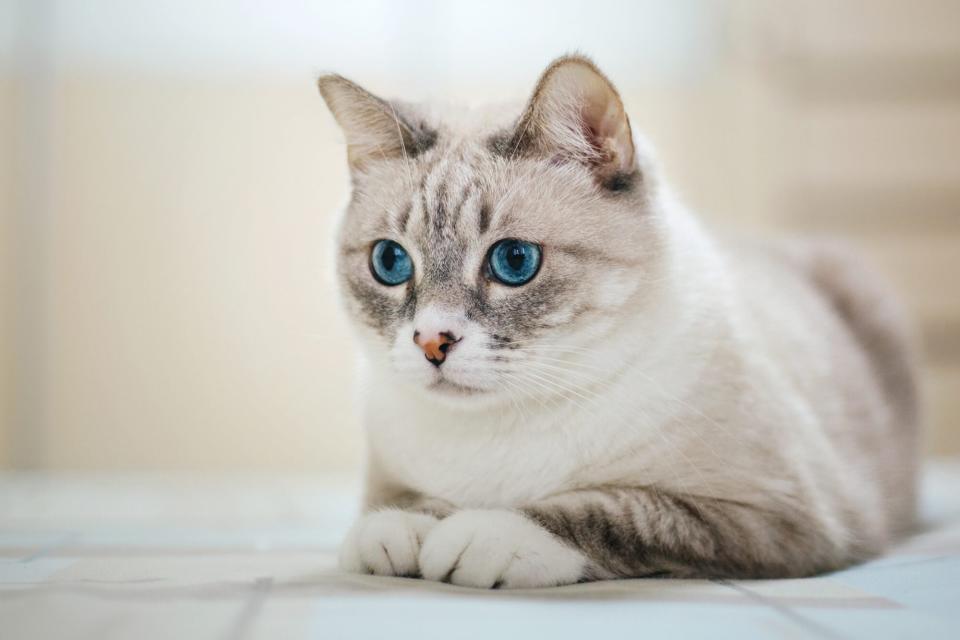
[319, 55, 670, 409]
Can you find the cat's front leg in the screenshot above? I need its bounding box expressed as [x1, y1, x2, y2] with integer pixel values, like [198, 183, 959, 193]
[339, 509, 439, 577]
[522, 487, 846, 580]
[416, 488, 845, 588]
[418, 510, 588, 588]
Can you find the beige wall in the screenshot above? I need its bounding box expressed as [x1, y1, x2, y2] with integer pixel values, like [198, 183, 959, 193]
[1, 76, 12, 467]
[2, 1, 958, 470]
[745, 0, 960, 455]
[11, 74, 365, 471]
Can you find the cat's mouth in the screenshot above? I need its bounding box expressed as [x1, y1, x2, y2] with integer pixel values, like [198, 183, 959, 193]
[428, 377, 485, 396]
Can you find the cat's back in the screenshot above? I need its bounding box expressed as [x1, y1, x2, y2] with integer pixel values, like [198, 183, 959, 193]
[728, 235, 919, 424]
[722, 233, 921, 537]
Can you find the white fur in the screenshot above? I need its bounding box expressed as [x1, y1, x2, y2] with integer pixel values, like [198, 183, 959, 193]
[339, 509, 438, 576]
[418, 510, 586, 588]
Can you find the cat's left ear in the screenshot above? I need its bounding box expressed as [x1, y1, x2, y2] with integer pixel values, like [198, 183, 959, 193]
[318, 74, 435, 172]
[512, 55, 636, 187]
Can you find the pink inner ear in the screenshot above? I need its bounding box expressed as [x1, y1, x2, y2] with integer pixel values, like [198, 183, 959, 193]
[526, 57, 636, 177]
[580, 96, 633, 173]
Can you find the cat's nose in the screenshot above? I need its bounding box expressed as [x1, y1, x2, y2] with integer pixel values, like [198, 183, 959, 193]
[413, 330, 461, 367]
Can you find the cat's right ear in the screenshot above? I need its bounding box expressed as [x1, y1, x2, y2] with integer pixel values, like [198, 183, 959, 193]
[508, 55, 637, 189]
[317, 75, 435, 172]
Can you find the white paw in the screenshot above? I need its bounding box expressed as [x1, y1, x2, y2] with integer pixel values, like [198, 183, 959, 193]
[419, 509, 586, 589]
[339, 509, 439, 577]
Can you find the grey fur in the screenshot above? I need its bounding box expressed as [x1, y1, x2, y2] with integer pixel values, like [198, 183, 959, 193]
[523, 487, 844, 580]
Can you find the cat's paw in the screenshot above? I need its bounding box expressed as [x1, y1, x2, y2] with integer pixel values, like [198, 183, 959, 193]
[418, 509, 586, 589]
[339, 509, 439, 577]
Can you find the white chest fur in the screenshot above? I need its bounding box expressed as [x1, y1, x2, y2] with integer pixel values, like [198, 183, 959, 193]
[360, 354, 705, 508]
[365, 387, 588, 506]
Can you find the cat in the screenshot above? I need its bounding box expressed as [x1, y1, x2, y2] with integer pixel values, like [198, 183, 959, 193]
[317, 55, 920, 588]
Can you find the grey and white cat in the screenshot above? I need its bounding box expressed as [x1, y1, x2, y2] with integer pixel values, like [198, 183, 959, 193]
[318, 55, 920, 588]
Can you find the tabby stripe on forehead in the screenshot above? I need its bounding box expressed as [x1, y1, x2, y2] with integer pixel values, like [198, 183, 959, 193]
[477, 202, 491, 234]
[432, 172, 449, 234]
[418, 159, 441, 233]
[419, 157, 453, 235]
[414, 155, 442, 229]
[450, 181, 477, 231]
[396, 201, 412, 234]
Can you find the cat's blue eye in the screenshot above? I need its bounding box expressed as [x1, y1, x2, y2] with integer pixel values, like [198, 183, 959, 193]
[488, 239, 542, 286]
[370, 239, 413, 286]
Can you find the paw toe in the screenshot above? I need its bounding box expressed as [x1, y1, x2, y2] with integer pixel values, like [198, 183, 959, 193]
[339, 510, 438, 577]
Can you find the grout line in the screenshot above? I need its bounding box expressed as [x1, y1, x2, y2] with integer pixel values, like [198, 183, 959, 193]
[716, 579, 850, 640]
[221, 576, 273, 640]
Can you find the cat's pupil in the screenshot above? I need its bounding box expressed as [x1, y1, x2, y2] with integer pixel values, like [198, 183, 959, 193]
[507, 245, 525, 271]
[382, 247, 396, 271]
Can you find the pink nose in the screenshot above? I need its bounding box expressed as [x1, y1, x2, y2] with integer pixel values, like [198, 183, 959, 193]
[413, 330, 460, 367]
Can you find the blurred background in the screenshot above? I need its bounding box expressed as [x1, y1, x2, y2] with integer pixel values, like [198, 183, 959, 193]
[1, 0, 958, 473]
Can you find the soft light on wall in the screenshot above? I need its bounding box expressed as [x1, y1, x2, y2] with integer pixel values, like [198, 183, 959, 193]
[2, 0, 958, 471]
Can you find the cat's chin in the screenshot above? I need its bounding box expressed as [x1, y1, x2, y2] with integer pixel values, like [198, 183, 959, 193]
[417, 378, 504, 410]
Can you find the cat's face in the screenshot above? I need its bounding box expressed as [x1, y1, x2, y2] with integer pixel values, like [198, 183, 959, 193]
[321, 56, 667, 408]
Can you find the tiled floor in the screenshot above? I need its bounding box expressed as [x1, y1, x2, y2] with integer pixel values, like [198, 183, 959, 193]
[2, 466, 959, 639]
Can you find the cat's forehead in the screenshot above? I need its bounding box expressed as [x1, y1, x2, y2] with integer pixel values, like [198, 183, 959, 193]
[352, 145, 480, 237]
[352, 137, 593, 240]
[396, 146, 497, 265]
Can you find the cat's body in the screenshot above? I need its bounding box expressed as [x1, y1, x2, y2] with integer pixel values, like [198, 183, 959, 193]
[319, 56, 919, 587]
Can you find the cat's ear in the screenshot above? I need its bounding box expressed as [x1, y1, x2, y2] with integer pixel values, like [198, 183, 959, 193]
[318, 74, 435, 172]
[513, 55, 635, 186]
